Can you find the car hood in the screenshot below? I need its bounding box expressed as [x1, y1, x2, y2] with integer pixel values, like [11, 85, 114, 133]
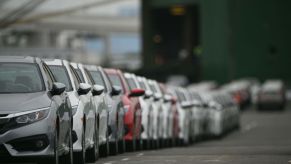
[0, 92, 51, 114]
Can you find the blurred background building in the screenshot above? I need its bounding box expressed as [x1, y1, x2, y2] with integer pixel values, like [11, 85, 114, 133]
[0, 0, 291, 85]
[0, 0, 141, 69]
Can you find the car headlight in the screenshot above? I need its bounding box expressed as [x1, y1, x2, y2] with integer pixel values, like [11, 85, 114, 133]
[15, 108, 49, 124]
[72, 105, 78, 116]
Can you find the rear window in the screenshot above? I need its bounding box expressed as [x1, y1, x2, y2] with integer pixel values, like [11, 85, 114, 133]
[48, 66, 73, 91]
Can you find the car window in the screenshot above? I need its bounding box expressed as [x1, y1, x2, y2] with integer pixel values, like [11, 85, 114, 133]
[75, 69, 85, 83]
[42, 63, 54, 89]
[89, 70, 107, 92]
[138, 80, 146, 90]
[125, 77, 137, 90]
[108, 74, 124, 93]
[69, 65, 82, 89]
[0, 63, 44, 93]
[48, 65, 73, 91]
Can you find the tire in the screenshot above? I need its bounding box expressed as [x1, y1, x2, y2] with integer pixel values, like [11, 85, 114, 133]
[118, 138, 126, 153]
[100, 116, 110, 157]
[109, 140, 118, 155]
[86, 116, 99, 162]
[109, 116, 119, 155]
[74, 124, 86, 164]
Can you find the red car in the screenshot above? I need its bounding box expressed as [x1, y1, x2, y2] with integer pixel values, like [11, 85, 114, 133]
[104, 69, 144, 152]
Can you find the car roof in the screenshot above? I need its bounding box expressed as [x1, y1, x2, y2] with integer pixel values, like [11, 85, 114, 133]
[0, 56, 40, 63]
[104, 68, 120, 74]
[43, 58, 63, 66]
[83, 64, 98, 71]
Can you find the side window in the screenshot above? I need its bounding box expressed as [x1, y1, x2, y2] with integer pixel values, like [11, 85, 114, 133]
[69, 65, 81, 89]
[84, 70, 92, 85]
[42, 63, 54, 89]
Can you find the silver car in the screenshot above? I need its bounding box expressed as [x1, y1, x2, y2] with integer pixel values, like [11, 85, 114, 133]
[45, 59, 97, 164]
[0, 56, 73, 164]
[86, 66, 124, 156]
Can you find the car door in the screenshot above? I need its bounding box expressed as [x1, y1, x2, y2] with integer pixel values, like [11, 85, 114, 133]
[42, 62, 71, 148]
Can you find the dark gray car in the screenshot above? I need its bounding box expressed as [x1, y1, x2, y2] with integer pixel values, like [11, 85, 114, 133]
[0, 56, 73, 164]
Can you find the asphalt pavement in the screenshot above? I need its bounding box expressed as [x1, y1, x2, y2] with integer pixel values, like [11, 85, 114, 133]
[97, 105, 291, 164]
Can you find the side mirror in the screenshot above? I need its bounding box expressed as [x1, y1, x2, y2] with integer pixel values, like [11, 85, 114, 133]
[154, 93, 162, 101]
[111, 85, 122, 96]
[144, 90, 153, 99]
[78, 83, 91, 95]
[92, 84, 104, 96]
[129, 88, 145, 97]
[163, 94, 172, 102]
[208, 101, 223, 110]
[51, 82, 66, 96]
[181, 101, 193, 109]
[202, 103, 209, 108]
[192, 100, 202, 107]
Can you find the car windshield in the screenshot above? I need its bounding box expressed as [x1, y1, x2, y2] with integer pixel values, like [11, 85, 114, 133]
[48, 65, 73, 91]
[0, 63, 44, 93]
[108, 74, 125, 93]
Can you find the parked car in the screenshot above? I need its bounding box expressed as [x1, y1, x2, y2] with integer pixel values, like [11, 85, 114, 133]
[200, 91, 239, 137]
[147, 79, 165, 148]
[0, 56, 73, 164]
[104, 70, 144, 152]
[168, 86, 191, 146]
[71, 63, 105, 161]
[257, 80, 286, 110]
[85, 66, 124, 155]
[158, 83, 174, 147]
[136, 76, 155, 149]
[188, 91, 209, 141]
[44, 59, 97, 164]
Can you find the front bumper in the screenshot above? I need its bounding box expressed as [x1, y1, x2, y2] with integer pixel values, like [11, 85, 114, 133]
[0, 114, 55, 157]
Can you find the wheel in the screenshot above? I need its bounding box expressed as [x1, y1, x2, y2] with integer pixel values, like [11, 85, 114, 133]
[109, 139, 118, 155]
[99, 130, 109, 157]
[109, 115, 119, 155]
[118, 117, 126, 153]
[86, 116, 99, 162]
[74, 124, 86, 164]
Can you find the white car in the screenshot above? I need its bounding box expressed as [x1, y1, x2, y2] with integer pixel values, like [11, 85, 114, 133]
[136, 76, 155, 149]
[201, 91, 239, 137]
[147, 79, 164, 148]
[168, 87, 191, 146]
[188, 91, 209, 141]
[158, 83, 173, 147]
[44, 59, 97, 163]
